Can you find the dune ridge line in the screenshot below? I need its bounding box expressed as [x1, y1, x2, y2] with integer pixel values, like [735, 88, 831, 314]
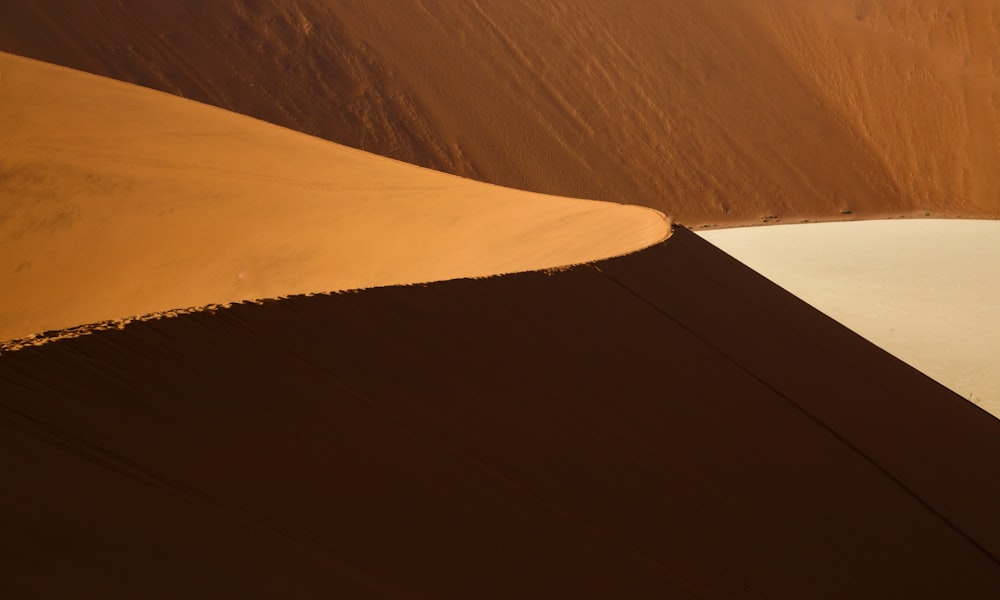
[0, 51, 669, 342]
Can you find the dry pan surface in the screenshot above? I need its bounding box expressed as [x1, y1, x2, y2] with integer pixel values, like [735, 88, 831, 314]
[0, 52, 668, 341]
[700, 220, 1000, 417]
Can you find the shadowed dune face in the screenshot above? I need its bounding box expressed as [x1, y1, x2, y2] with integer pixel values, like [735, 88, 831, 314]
[3, 229, 1000, 596]
[2, 1, 999, 225]
[0, 52, 667, 342]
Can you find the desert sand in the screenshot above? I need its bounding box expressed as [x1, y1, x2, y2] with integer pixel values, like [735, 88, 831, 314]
[2, 0, 999, 226]
[3, 0, 1000, 595]
[0, 51, 667, 342]
[700, 220, 1000, 416]
[3, 229, 1000, 596]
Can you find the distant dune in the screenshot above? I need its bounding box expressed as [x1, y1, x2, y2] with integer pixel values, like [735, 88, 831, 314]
[3, 0, 999, 225]
[4, 228, 1000, 596]
[0, 52, 666, 342]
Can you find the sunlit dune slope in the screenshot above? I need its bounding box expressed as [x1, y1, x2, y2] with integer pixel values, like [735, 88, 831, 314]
[2, 1, 999, 225]
[3, 229, 1000, 596]
[0, 52, 667, 342]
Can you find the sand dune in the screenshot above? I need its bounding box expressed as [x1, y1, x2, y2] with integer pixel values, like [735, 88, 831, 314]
[3, 1, 1000, 225]
[0, 52, 667, 342]
[3, 228, 1000, 596]
[701, 220, 1000, 416]
[4, 3, 1000, 595]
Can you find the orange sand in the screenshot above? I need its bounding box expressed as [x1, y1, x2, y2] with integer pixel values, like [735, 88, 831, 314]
[0, 52, 667, 341]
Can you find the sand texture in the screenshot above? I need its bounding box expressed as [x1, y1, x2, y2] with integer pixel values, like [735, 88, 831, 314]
[3, 0, 1000, 225]
[0, 52, 667, 342]
[3, 229, 1000, 597]
[701, 220, 1000, 415]
[3, 2, 1000, 595]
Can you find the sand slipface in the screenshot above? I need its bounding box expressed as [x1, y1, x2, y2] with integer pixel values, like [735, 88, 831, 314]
[0, 52, 668, 342]
[2, 0, 1000, 225]
[3, 229, 1000, 596]
[700, 220, 1000, 417]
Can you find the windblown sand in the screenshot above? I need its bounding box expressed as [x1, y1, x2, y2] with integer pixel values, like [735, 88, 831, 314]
[700, 220, 1000, 417]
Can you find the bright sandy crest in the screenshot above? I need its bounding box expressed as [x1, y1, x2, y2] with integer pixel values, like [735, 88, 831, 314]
[0, 52, 668, 341]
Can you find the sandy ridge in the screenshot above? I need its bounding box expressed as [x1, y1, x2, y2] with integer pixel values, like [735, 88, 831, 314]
[0, 51, 669, 342]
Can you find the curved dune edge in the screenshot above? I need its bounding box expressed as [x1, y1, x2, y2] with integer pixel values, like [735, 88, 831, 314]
[0, 233, 677, 356]
[0, 52, 669, 342]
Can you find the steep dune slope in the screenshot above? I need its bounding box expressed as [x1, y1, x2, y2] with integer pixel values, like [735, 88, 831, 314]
[751, 0, 1000, 219]
[0, 52, 667, 341]
[3, 229, 1000, 596]
[3, 0, 999, 224]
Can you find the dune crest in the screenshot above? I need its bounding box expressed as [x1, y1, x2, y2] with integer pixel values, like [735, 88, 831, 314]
[0, 52, 668, 342]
